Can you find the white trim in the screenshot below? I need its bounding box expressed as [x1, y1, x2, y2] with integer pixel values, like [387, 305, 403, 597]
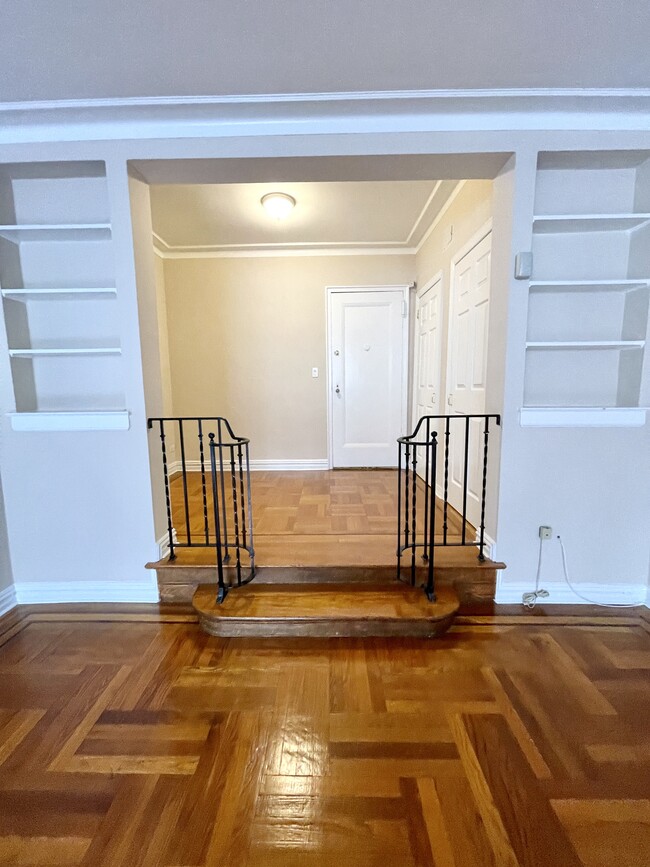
[0, 585, 17, 617]
[157, 528, 179, 560]
[411, 272, 444, 434]
[155, 245, 418, 259]
[326, 285, 410, 469]
[4, 88, 650, 145]
[414, 181, 468, 253]
[168, 458, 329, 474]
[496, 580, 647, 606]
[5, 88, 650, 114]
[13, 581, 159, 605]
[8, 411, 130, 432]
[405, 181, 443, 245]
[150, 181, 458, 259]
[519, 407, 647, 427]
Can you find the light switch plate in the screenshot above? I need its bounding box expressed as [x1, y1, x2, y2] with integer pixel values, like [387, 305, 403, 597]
[311, 367, 319, 378]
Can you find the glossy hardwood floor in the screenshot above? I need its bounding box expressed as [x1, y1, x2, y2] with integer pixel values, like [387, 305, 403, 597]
[1, 604, 649, 865]
[169, 470, 471, 566]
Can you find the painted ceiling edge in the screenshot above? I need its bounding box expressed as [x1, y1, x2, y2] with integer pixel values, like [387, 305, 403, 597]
[3, 89, 650, 145]
[150, 181, 466, 257]
[3, 87, 650, 111]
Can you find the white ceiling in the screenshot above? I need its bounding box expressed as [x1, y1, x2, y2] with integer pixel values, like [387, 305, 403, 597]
[1, 1, 649, 103]
[150, 181, 459, 252]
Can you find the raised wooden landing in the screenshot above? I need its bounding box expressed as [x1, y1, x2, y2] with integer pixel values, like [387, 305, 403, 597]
[149, 546, 504, 611]
[193, 583, 460, 638]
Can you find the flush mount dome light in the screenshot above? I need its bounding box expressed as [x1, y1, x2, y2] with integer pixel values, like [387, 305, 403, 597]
[261, 192, 296, 219]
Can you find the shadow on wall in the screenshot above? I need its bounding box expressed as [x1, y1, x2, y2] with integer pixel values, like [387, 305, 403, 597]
[0, 473, 14, 592]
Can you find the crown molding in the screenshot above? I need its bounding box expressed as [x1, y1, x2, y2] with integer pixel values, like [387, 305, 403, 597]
[154, 244, 416, 259]
[3, 88, 650, 144]
[150, 179, 461, 258]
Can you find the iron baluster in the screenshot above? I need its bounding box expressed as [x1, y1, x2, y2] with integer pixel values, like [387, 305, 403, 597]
[217, 419, 230, 561]
[396, 439, 403, 580]
[178, 419, 192, 545]
[158, 419, 175, 560]
[461, 416, 470, 545]
[238, 442, 247, 550]
[230, 446, 242, 586]
[443, 417, 450, 545]
[478, 417, 491, 561]
[197, 419, 210, 544]
[404, 442, 411, 556]
[245, 442, 255, 574]
[425, 431, 437, 601]
[410, 443, 417, 586]
[209, 433, 226, 603]
[422, 417, 430, 562]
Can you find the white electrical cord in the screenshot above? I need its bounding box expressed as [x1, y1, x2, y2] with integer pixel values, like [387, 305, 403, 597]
[556, 535, 645, 608]
[522, 534, 646, 609]
[522, 536, 550, 608]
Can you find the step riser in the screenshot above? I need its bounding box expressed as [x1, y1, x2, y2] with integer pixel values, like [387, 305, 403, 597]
[197, 614, 457, 638]
[158, 566, 496, 609]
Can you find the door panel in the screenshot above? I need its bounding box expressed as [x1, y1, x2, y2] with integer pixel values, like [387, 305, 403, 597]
[448, 232, 492, 526]
[413, 277, 442, 475]
[330, 289, 406, 468]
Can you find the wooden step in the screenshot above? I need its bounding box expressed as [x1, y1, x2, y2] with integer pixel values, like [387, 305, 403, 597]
[148, 551, 504, 609]
[193, 583, 460, 638]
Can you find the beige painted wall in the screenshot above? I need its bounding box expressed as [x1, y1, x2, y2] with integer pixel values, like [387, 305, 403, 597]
[162, 255, 415, 461]
[415, 180, 494, 408]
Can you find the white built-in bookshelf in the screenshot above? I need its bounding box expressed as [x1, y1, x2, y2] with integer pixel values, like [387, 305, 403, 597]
[0, 161, 128, 430]
[522, 151, 650, 427]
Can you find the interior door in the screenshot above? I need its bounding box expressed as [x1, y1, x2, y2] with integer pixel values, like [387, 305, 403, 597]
[447, 231, 491, 526]
[330, 288, 407, 468]
[413, 277, 443, 477]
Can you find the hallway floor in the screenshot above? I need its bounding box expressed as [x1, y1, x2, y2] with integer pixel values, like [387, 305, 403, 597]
[1, 604, 649, 865]
[169, 469, 472, 566]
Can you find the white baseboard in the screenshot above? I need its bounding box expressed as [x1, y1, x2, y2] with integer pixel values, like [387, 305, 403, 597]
[0, 585, 17, 617]
[157, 529, 178, 560]
[496, 580, 648, 607]
[168, 458, 329, 474]
[13, 580, 159, 605]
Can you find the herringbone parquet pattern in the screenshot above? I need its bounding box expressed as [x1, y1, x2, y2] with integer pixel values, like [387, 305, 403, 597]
[1, 607, 649, 865]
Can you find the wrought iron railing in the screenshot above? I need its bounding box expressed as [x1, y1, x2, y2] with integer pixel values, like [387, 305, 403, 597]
[147, 417, 255, 602]
[397, 414, 500, 600]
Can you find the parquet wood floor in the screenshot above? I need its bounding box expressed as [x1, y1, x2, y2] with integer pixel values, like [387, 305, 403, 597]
[1, 604, 649, 865]
[169, 469, 470, 566]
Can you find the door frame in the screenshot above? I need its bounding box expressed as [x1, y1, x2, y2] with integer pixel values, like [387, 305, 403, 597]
[326, 284, 411, 469]
[410, 271, 444, 435]
[445, 219, 493, 412]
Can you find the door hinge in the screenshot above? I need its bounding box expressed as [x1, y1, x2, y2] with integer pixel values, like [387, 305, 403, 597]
[401, 300, 408, 318]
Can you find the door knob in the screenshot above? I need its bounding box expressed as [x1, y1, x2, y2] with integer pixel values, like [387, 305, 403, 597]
[335, 385, 341, 394]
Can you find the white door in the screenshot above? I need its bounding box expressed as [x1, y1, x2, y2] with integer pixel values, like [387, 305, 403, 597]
[329, 287, 407, 468]
[412, 276, 443, 478]
[447, 231, 491, 526]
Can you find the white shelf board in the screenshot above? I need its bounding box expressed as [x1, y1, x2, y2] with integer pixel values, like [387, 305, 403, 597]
[1, 287, 117, 300]
[0, 224, 112, 242]
[520, 407, 647, 428]
[8, 347, 121, 357]
[7, 410, 130, 432]
[529, 279, 650, 294]
[525, 340, 645, 350]
[532, 214, 650, 234]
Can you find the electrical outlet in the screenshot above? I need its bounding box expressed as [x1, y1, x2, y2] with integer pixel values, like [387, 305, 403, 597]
[539, 525, 553, 540]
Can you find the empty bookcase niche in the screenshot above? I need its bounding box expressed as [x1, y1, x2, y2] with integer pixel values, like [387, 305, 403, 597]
[0, 161, 128, 431]
[521, 151, 650, 427]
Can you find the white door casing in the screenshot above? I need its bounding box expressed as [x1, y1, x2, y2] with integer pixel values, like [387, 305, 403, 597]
[328, 286, 409, 468]
[447, 227, 492, 527]
[412, 274, 443, 477]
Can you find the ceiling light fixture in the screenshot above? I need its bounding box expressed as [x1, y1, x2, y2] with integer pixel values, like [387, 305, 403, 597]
[261, 192, 296, 220]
